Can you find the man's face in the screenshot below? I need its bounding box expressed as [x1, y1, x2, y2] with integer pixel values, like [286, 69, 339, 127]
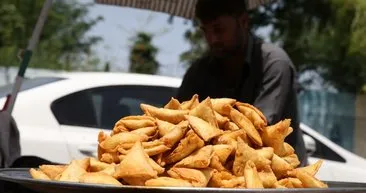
[200, 15, 248, 59]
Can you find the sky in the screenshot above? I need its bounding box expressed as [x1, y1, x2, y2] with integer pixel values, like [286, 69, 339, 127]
[84, 2, 193, 78]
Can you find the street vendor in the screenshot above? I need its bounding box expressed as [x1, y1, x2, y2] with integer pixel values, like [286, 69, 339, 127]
[176, 0, 308, 166]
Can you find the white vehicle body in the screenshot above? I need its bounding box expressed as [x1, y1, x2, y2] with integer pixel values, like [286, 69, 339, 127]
[1, 72, 365, 183]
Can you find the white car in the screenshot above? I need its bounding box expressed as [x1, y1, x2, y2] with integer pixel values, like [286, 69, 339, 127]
[1, 72, 366, 183]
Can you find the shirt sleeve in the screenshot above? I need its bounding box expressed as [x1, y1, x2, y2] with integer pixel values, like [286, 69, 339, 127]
[253, 59, 295, 125]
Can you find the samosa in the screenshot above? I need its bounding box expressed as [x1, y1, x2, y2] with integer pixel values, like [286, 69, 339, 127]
[215, 112, 230, 128]
[283, 154, 301, 168]
[57, 160, 87, 182]
[180, 94, 199, 110]
[145, 177, 193, 187]
[89, 158, 112, 172]
[276, 178, 304, 188]
[159, 121, 189, 148]
[156, 119, 175, 137]
[29, 169, 51, 181]
[189, 97, 219, 129]
[164, 97, 182, 110]
[130, 126, 157, 137]
[208, 171, 246, 188]
[185, 115, 223, 142]
[39, 165, 66, 180]
[141, 104, 188, 124]
[294, 169, 328, 188]
[212, 144, 234, 164]
[113, 141, 157, 180]
[235, 102, 267, 129]
[244, 160, 264, 188]
[288, 160, 323, 177]
[261, 119, 292, 156]
[233, 138, 270, 176]
[257, 165, 277, 188]
[174, 145, 213, 169]
[223, 122, 240, 131]
[256, 147, 274, 160]
[118, 140, 163, 150]
[164, 130, 205, 164]
[211, 98, 236, 116]
[100, 132, 148, 151]
[145, 144, 170, 156]
[229, 107, 262, 146]
[79, 173, 123, 187]
[214, 129, 250, 149]
[271, 154, 293, 179]
[167, 167, 215, 187]
[118, 119, 155, 131]
[210, 154, 228, 172]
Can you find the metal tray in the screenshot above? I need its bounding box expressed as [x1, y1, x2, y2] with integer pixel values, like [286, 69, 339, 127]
[1, 168, 366, 193]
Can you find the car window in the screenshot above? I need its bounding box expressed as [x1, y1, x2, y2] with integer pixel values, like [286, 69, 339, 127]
[304, 131, 346, 163]
[51, 85, 178, 130]
[51, 90, 99, 128]
[91, 85, 177, 129]
[0, 77, 64, 98]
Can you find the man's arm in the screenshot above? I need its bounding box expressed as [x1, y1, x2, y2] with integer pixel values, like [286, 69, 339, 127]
[253, 59, 295, 124]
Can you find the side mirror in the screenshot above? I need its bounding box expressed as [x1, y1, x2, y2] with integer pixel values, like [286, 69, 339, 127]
[303, 134, 316, 156]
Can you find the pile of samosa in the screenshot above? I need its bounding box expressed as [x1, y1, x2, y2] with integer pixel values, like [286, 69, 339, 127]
[30, 95, 328, 189]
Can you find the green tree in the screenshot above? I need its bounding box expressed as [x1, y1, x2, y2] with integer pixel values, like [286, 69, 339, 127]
[0, 4, 24, 47]
[0, 0, 103, 83]
[129, 32, 160, 74]
[263, 0, 366, 93]
[0, 3, 25, 83]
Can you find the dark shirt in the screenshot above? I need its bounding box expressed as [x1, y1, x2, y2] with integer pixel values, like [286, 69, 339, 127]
[176, 35, 308, 166]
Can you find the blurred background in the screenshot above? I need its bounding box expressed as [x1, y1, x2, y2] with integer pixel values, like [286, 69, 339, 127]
[0, 0, 365, 159]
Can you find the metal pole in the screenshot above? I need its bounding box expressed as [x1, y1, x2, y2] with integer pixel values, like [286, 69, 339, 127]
[6, 0, 54, 114]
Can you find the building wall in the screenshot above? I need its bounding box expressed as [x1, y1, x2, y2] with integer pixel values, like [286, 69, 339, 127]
[298, 90, 366, 158]
[298, 90, 356, 151]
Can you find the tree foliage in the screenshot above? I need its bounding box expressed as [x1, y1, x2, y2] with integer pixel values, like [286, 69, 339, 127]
[0, 0, 103, 83]
[260, 0, 366, 93]
[129, 32, 160, 74]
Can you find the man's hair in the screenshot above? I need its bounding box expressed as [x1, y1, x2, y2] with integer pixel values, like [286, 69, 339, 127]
[195, 0, 247, 22]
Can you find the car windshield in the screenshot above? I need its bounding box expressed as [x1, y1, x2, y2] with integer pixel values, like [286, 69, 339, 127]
[0, 77, 65, 98]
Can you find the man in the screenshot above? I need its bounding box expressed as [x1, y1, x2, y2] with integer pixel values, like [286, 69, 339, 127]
[176, 0, 308, 165]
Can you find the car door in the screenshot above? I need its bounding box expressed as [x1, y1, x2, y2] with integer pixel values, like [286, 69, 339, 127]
[304, 131, 366, 183]
[51, 84, 178, 162]
[51, 89, 103, 161]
